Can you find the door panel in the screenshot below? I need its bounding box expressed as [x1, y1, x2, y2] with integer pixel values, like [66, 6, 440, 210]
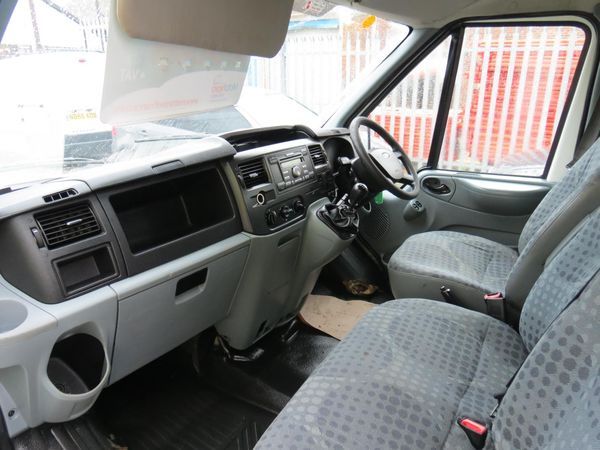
[360, 170, 552, 259]
[424, 174, 550, 216]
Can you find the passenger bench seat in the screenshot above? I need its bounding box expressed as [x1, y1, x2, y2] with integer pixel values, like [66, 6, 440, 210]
[256, 209, 600, 449]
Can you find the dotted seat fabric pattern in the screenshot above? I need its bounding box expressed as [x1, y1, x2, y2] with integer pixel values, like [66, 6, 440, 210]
[490, 274, 600, 450]
[388, 231, 517, 300]
[517, 138, 600, 253]
[257, 208, 600, 450]
[519, 210, 600, 352]
[388, 137, 600, 310]
[256, 299, 528, 450]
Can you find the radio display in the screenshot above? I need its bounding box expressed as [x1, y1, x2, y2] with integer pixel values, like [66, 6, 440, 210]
[280, 157, 303, 171]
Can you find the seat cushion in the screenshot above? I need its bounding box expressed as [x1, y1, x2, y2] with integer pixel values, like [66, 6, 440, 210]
[256, 299, 527, 450]
[388, 231, 518, 312]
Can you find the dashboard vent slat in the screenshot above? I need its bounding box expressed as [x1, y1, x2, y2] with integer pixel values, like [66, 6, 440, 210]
[308, 145, 327, 167]
[43, 188, 78, 203]
[35, 203, 101, 249]
[238, 159, 269, 189]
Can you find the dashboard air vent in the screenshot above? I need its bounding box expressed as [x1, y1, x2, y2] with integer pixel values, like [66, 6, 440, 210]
[238, 159, 268, 189]
[35, 203, 101, 249]
[308, 145, 327, 167]
[43, 188, 78, 203]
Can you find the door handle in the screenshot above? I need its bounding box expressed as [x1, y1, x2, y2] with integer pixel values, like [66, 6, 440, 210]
[423, 178, 451, 195]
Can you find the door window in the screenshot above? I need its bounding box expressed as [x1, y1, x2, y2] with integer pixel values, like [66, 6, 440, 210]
[370, 37, 451, 168]
[367, 23, 588, 177]
[440, 25, 586, 176]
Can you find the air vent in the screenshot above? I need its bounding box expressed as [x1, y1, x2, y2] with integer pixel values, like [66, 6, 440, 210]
[308, 145, 327, 167]
[43, 188, 78, 203]
[36, 203, 101, 249]
[238, 159, 269, 189]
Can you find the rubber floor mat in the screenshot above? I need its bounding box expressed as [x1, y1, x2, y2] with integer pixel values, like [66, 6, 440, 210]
[13, 414, 117, 450]
[299, 294, 376, 340]
[95, 354, 275, 450]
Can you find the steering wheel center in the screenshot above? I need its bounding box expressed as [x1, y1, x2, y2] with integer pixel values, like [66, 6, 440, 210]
[349, 116, 420, 200]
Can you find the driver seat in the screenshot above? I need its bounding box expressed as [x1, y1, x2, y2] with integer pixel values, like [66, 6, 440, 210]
[388, 137, 600, 319]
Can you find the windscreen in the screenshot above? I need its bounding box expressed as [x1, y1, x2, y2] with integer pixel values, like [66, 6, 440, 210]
[0, 0, 408, 189]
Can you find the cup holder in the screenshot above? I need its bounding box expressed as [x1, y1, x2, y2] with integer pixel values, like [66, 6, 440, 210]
[47, 334, 106, 394]
[0, 300, 28, 333]
[41, 333, 110, 423]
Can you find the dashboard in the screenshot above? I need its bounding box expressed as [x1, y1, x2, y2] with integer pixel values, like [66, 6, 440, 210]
[0, 125, 358, 438]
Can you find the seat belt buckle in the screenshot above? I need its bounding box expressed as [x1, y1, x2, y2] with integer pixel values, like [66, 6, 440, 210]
[458, 417, 488, 449]
[441, 285, 458, 305]
[484, 292, 505, 321]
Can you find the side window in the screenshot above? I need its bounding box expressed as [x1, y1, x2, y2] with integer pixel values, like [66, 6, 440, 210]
[370, 37, 452, 168]
[440, 25, 586, 176]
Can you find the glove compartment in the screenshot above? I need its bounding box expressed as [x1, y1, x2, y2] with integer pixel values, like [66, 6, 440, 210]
[110, 234, 249, 382]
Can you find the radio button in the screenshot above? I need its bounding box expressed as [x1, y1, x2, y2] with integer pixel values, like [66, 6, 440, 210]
[292, 166, 302, 178]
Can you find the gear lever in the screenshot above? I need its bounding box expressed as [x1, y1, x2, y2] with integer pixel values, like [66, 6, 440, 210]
[318, 183, 369, 238]
[346, 183, 369, 208]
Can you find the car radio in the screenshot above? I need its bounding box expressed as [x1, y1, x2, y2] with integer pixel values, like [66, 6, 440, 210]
[267, 146, 316, 191]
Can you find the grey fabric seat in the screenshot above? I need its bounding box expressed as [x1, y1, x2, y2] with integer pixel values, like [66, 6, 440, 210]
[256, 209, 600, 449]
[388, 138, 600, 315]
[388, 231, 517, 312]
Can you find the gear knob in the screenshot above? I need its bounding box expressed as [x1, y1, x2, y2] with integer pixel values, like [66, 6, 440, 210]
[347, 183, 369, 208]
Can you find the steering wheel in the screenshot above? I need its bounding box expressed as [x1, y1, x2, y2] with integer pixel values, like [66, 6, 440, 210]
[350, 116, 420, 200]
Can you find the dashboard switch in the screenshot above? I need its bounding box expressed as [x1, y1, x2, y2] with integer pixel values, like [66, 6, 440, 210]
[266, 209, 278, 227]
[279, 205, 293, 220]
[31, 227, 45, 248]
[293, 200, 305, 214]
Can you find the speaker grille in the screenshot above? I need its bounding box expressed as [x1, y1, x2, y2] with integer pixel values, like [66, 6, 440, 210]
[362, 205, 390, 240]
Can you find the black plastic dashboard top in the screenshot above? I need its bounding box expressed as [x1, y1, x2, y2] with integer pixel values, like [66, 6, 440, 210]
[223, 125, 350, 152]
[0, 135, 236, 222]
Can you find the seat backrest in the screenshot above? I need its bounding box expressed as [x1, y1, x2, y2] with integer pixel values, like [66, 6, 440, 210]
[504, 139, 600, 320]
[492, 273, 600, 449]
[518, 208, 600, 352]
[491, 209, 600, 449]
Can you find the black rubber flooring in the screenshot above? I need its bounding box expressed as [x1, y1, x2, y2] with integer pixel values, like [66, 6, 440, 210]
[94, 351, 275, 450]
[13, 322, 338, 450]
[203, 322, 338, 413]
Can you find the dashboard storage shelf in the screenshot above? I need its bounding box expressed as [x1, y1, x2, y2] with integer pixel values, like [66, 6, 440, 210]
[101, 164, 242, 275]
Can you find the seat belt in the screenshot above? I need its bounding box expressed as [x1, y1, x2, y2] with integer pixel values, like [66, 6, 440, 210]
[460, 272, 588, 450]
[567, 4, 600, 168]
[484, 292, 505, 322]
[567, 79, 600, 167]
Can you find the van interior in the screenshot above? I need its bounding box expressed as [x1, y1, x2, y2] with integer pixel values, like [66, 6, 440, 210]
[0, 0, 599, 449]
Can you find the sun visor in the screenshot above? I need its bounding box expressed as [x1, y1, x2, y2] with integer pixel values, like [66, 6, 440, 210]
[101, 0, 292, 125]
[116, 0, 293, 58]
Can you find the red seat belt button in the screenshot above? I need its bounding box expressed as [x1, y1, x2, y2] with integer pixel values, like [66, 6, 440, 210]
[459, 418, 487, 435]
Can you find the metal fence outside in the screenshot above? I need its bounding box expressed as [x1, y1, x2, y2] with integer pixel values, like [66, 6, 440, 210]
[249, 23, 585, 175]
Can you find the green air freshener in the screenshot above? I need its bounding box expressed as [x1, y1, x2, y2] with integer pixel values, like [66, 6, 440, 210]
[374, 192, 384, 204]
